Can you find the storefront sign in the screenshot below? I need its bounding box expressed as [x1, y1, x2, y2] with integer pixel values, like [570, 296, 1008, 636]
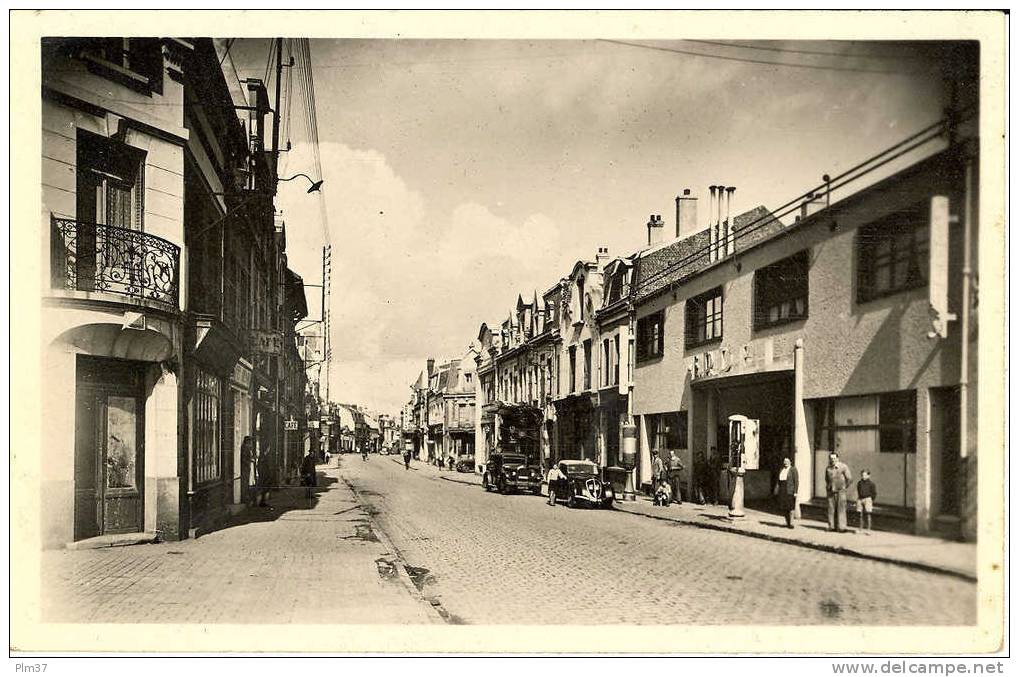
[284, 419, 299, 431]
[309, 420, 320, 429]
[253, 330, 283, 355]
[690, 339, 782, 381]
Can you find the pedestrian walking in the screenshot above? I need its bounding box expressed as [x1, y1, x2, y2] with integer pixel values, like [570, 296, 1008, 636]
[856, 470, 877, 534]
[824, 451, 852, 532]
[403, 449, 412, 470]
[255, 446, 274, 508]
[300, 450, 317, 499]
[447, 455, 455, 471]
[240, 436, 256, 507]
[774, 456, 799, 528]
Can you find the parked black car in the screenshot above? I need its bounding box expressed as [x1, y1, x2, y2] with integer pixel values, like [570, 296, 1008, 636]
[483, 452, 542, 494]
[455, 454, 476, 473]
[548, 460, 615, 508]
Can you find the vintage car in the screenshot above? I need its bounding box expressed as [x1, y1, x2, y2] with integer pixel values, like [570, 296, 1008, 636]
[483, 452, 542, 494]
[548, 460, 615, 509]
[455, 454, 476, 473]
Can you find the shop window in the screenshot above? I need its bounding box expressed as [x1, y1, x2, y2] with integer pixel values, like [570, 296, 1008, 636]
[857, 202, 929, 303]
[647, 412, 688, 451]
[636, 310, 665, 363]
[754, 251, 809, 330]
[193, 369, 223, 485]
[813, 391, 917, 455]
[686, 288, 723, 348]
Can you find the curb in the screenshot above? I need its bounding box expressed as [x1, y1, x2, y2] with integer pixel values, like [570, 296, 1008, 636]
[613, 503, 976, 583]
[337, 473, 448, 624]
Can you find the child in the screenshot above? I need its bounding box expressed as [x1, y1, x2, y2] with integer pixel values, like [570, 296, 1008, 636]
[856, 470, 877, 534]
[653, 479, 673, 507]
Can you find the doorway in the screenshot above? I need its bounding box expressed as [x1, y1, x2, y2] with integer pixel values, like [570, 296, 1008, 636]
[74, 356, 145, 540]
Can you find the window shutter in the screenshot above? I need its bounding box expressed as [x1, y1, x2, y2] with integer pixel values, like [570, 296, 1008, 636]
[656, 311, 665, 356]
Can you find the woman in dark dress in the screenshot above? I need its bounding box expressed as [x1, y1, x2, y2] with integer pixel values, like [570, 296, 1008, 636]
[775, 456, 799, 528]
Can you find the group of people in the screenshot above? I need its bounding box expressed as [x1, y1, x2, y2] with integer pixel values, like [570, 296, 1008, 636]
[646, 447, 878, 534]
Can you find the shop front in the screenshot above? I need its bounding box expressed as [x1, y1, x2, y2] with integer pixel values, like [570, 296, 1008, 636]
[553, 393, 597, 463]
[692, 371, 795, 506]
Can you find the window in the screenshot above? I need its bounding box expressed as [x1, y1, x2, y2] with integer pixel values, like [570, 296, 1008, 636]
[583, 340, 592, 390]
[569, 346, 577, 393]
[465, 373, 472, 385]
[613, 334, 620, 385]
[636, 310, 665, 363]
[685, 288, 723, 348]
[755, 251, 809, 330]
[601, 338, 611, 387]
[647, 412, 688, 451]
[857, 202, 929, 302]
[193, 369, 222, 485]
[77, 130, 145, 229]
[577, 277, 586, 321]
[813, 391, 917, 455]
[81, 38, 164, 94]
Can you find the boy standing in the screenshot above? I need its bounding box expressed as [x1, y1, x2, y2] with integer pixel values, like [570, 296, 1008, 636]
[856, 470, 877, 534]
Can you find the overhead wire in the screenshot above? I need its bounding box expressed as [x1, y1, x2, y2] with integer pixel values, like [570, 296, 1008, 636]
[597, 39, 915, 75]
[633, 112, 971, 295]
[681, 39, 926, 60]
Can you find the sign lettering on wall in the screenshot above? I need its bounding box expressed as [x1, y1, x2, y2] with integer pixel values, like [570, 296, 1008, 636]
[253, 331, 284, 355]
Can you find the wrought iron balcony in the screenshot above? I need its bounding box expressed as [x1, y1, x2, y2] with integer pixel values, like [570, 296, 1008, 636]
[50, 216, 180, 307]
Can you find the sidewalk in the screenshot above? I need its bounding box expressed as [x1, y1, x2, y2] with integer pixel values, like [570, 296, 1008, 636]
[404, 458, 976, 581]
[41, 462, 442, 624]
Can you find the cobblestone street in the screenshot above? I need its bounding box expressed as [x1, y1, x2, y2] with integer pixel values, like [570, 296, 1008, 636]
[42, 456, 975, 626]
[345, 456, 976, 626]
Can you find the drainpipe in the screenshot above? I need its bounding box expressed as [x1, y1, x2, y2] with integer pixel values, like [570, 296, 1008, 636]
[793, 338, 811, 516]
[958, 155, 974, 536]
[620, 304, 638, 501]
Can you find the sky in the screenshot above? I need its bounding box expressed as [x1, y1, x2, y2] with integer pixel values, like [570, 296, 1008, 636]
[229, 38, 957, 417]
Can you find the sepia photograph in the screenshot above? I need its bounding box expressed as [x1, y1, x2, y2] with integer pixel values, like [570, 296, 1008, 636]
[9, 8, 1007, 659]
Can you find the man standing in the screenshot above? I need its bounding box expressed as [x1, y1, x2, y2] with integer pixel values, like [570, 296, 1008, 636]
[824, 452, 853, 532]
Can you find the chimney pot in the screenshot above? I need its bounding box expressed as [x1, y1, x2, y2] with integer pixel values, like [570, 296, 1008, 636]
[683, 188, 691, 196]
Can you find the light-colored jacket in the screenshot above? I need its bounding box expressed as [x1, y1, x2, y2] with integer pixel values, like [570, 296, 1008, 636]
[825, 461, 852, 494]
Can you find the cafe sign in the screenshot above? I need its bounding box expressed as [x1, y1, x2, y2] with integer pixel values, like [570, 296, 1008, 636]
[253, 330, 283, 355]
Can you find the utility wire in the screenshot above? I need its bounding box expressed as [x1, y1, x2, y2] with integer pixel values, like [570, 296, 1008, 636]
[598, 39, 914, 75]
[682, 39, 925, 60]
[634, 112, 972, 294]
[219, 38, 236, 66]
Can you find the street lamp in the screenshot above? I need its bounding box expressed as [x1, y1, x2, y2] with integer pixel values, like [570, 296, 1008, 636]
[279, 173, 324, 194]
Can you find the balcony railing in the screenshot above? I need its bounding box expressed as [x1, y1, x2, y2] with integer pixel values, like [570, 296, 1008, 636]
[50, 216, 180, 307]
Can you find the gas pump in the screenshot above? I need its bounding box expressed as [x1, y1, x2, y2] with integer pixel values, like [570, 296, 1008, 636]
[727, 415, 759, 519]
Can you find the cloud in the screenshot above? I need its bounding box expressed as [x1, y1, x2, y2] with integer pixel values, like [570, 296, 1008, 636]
[275, 141, 565, 415]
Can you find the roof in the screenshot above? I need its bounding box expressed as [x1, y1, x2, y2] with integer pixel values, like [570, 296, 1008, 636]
[632, 205, 783, 303]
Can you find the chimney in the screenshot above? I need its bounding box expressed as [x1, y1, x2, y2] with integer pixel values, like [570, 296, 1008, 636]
[675, 188, 698, 240]
[725, 186, 736, 257]
[708, 186, 718, 260]
[596, 246, 610, 269]
[647, 214, 665, 247]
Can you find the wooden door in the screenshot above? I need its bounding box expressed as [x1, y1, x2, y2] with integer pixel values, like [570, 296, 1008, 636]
[74, 359, 145, 540]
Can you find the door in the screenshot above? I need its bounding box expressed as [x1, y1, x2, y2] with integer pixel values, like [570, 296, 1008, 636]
[74, 358, 145, 540]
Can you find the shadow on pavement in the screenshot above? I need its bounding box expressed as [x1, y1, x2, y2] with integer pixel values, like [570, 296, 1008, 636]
[195, 469, 339, 537]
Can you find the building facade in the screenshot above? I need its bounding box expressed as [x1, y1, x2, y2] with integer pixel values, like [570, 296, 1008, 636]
[628, 145, 978, 539]
[40, 37, 307, 547]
